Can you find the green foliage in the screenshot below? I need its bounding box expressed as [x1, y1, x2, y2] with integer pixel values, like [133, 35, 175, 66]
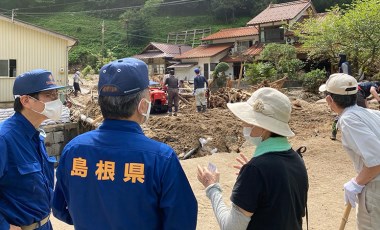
[210, 0, 242, 22]
[301, 69, 327, 93]
[4, 0, 353, 72]
[244, 62, 277, 85]
[18, 13, 126, 68]
[82, 65, 93, 77]
[294, 9, 342, 68]
[214, 62, 229, 73]
[69, 47, 98, 67]
[121, 0, 163, 46]
[14, 10, 249, 67]
[295, 0, 380, 77]
[95, 49, 117, 73]
[149, 16, 250, 41]
[259, 44, 304, 80]
[212, 62, 230, 87]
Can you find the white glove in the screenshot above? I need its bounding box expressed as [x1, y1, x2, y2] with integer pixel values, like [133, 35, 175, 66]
[344, 178, 364, 208]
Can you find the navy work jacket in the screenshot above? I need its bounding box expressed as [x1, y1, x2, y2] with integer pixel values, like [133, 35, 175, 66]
[53, 119, 198, 230]
[194, 75, 208, 90]
[0, 112, 55, 229]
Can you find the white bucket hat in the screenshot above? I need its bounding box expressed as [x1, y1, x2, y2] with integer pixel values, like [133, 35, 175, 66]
[227, 87, 294, 137]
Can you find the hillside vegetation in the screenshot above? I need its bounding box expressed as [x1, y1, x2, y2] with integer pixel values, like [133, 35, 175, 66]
[0, 0, 352, 68]
[20, 13, 250, 69]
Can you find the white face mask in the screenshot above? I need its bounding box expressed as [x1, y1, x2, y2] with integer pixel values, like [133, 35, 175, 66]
[242, 126, 263, 146]
[30, 97, 63, 121]
[42, 99, 63, 121]
[140, 98, 151, 124]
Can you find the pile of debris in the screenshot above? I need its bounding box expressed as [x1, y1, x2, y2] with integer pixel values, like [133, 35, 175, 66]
[67, 75, 309, 159]
[209, 88, 252, 109]
[207, 77, 288, 109]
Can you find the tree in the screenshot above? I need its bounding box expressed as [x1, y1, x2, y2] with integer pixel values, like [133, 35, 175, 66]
[339, 0, 380, 77]
[121, 0, 163, 46]
[212, 62, 229, 87]
[244, 62, 277, 85]
[210, 0, 245, 22]
[259, 43, 304, 79]
[295, 0, 380, 78]
[294, 10, 342, 70]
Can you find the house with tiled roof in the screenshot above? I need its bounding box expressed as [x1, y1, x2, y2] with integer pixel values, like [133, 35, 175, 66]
[247, 0, 315, 47]
[171, 0, 317, 82]
[173, 27, 259, 80]
[133, 42, 192, 76]
[172, 43, 233, 81]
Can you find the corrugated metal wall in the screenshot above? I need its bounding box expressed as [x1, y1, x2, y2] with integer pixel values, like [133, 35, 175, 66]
[0, 19, 71, 102]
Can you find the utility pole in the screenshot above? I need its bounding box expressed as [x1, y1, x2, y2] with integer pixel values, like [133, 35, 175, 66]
[11, 9, 18, 22]
[101, 20, 105, 60]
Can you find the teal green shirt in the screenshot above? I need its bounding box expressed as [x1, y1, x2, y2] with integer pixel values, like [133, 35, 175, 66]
[254, 137, 291, 158]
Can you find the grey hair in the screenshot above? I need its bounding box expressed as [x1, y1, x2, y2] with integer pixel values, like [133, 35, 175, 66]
[98, 88, 149, 119]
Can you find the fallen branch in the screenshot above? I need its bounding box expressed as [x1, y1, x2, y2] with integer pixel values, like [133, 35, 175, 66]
[178, 94, 190, 104]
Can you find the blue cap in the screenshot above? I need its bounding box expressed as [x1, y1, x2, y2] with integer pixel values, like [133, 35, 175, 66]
[98, 58, 149, 96]
[13, 69, 64, 96]
[194, 68, 200, 74]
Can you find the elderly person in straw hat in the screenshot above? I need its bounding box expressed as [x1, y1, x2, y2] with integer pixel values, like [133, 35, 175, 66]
[197, 87, 309, 230]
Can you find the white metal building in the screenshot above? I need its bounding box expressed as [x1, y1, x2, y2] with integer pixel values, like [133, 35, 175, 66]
[0, 14, 77, 102]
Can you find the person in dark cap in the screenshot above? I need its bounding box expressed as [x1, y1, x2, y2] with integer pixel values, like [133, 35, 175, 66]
[52, 58, 198, 229]
[338, 54, 351, 75]
[0, 69, 64, 230]
[356, 81, 380, 108]
[193, 68, 208, 112]
[164, 70, 179, 116]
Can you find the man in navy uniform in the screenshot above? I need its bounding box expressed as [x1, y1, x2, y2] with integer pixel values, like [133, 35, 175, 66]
[0, 69, 64, 229]
[193, 68, 208, 113]
[53, 58, 198, 229]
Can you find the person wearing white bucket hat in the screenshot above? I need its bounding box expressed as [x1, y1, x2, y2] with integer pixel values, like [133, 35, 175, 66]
[197, 87, 309, 230]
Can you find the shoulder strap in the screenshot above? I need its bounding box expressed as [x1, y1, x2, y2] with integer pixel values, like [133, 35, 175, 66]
[295, 145, 308, 230]
[295, 146, 307, 158]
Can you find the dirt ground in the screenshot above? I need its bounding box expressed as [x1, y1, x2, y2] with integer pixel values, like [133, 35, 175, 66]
[51, 76, 370, 229]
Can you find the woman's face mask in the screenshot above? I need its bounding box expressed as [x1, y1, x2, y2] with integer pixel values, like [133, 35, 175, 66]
[242, 126, 263, 146]
[29, 97, 63, 121]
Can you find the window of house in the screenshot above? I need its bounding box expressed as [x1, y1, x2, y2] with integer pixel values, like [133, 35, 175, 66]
[237, 41, 250, 53]
[0, 59, 17, 77]
[210, 63, 218, 71]
[263, 27, 284, 43]
[9, 59, 16, 77]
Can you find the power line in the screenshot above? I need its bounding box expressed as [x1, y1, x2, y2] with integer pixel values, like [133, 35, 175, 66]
[17, 0, 91, 11]
[17, 0, 207, 15]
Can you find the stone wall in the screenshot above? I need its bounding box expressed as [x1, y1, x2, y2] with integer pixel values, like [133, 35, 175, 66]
[44, 123, 79, 162]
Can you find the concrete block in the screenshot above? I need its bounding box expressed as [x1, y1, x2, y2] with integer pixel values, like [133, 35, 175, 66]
[44, 132, 54, 146]
[53, 131, 65, 143]
[47, 143, 62, 156]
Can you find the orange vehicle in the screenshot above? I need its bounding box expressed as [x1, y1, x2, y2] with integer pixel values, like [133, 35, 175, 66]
[149, 81, 168, 113]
